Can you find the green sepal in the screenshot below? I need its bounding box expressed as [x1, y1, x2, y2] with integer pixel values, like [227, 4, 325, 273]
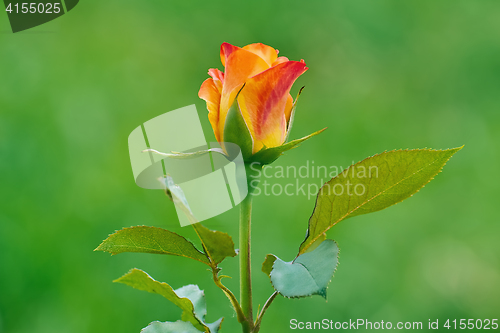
[248, 127, 326, 165]
[266, 239, 339, 299]
[284, 86, 304, 142]
[143, 147, 225, 159]
[223, 88, 253, 160]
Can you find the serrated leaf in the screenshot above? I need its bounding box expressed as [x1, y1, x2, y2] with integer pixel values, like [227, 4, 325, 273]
[299, 147, 462, 254]
[262, 254, 277, 278]
[160, 174, 237, 267]
[141, 320, 203, 333]
[248, 128, 326, 165]
[114, 269, 205, 331]
[192, 224, 237, 265]
[303, 233, 326, 254]
[269, 239, 339, 298]
[175, 285, 208, 323]
[94, 226, 210, 266]
[174, 286, 224, 332]
[204, 318, 223, 333]
[115, 269, 222, 332]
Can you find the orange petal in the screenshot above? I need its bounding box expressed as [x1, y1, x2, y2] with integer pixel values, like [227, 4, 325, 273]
[198, 78, 221, 142]
[243, 43, 278, 67]
[237, 60, 308, 152]
[220, 42, 239, 68]
[284, 94, 294, 124]
[272, 56, 289, 66]
[208, 68, 224, 93]
[219, 46, 269, 140]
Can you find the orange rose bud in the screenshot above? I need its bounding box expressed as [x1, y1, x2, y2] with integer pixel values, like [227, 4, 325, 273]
[199, 43, 309, 163]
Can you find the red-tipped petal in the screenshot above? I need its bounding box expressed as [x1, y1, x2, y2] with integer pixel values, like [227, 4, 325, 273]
[237, 60, 308, 152]
[218, 47, 269, 139]
[220, 42, 240, 68]
[208, 68, 224, 93]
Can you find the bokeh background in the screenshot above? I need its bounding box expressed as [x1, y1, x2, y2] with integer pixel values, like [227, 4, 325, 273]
[1, 0, 499, 332]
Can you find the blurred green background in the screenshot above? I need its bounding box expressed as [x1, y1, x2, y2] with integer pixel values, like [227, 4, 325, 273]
[1, 0, 499, 332]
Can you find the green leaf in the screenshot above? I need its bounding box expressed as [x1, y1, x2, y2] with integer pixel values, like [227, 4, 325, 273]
[268, 239, 339, 298]
[94, 226, 210, 266]
[204, 319, 223, 333]
[175, 284, 208, 324]
[160, 175, 237, 267]
[249, 128, 326, 165]
[115, 269, 222, 332]
[261, 254, 277, 278]
[114, 269, 205, 330]
[299, 147, 462, 254]
[192, 224, 237, 265]
[223, 86, 253, 160]
[141, 320, 202, 333]
[303, 233, 326, 254]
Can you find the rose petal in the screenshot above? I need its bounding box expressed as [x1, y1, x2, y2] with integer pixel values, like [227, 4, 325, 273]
[284, 94, 294, 124]
[272, 56, 289, 66]
[198, 78, 221, 142]
[208, 68, 224, 93]
[218, 44, 269, 139]
[243, 43, 279, 67]
[237, 60, 308, 152]
[220, 42, 239, 67]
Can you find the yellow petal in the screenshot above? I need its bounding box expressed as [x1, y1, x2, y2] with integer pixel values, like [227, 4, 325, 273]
[218, 43, 269, 140]
[198, 78, 221, 142]
[237, 60, 308, 152]
[243, 43, 278, 67]
[208, 68, 224, 93]
[284, 94, 294, 124]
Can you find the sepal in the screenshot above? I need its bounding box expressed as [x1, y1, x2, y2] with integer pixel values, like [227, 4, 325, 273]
[223, 88, 254, 160]
[248, 128, 326, 165]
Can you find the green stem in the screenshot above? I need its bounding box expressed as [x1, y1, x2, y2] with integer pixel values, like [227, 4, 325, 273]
[239, 194, 254, 332]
